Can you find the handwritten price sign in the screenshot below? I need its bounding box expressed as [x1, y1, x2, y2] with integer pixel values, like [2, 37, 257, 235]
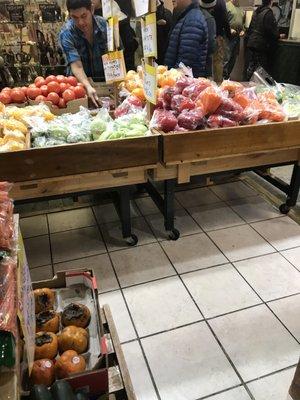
[141, 13, 157, 58]
[102, 50, 126, 84]
[143, 63, 157, 105]
[102, 0, 112, 19]
[133, 0, 149, 17]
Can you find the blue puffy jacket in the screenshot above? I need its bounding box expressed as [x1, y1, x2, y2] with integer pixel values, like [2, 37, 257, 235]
[164, 3, 208, 78]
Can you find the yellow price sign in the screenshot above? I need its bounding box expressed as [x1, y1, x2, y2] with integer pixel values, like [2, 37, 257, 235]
[107, 16, 119, 52]
[143, 63, 157, 105]
[102, 50, 127, 83]
[141, 13, 157, 58]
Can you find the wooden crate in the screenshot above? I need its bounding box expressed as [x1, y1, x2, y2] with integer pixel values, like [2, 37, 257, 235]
[159, 121, 300, 165]
[11, 165, 152, 201]
[155, 121, 300, 183]
[0, 134, 159, 183]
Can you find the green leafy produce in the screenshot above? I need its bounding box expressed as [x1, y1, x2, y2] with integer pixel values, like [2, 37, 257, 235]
[48, 125, 69, 140]
[90, 118, 107, 140]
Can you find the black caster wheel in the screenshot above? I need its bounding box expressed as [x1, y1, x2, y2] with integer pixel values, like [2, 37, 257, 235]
[279, 203, 290, 214]
[126, 234, 138, 246]
[168, 228, 180, 241]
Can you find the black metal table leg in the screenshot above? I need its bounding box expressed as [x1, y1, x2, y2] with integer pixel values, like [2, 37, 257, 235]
[143, 179, 180, 240]
[114, 186, 138, 246]
[163, 179, 180, 240]
[280, 162, 300, 214]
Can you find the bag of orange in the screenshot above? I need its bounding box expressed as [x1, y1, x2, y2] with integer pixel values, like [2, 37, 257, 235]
[196, 86, 223, 115]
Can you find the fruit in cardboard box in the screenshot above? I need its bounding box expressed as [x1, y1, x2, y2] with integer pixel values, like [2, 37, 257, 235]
[55, 350, 86, 379]
[36, 311, 60, 333]
[58, 326, 88, 354]
[61, 303, 91, 328]
[35, 332, 58, 360]
[31, 359, 55, 386]
[34, 288, 55, 313]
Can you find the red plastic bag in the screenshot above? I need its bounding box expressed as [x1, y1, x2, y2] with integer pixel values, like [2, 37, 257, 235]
[174, 76, 195, 94]
[171, 94, 195, 114]
[182, 79, 212, 101]
[207, 115, 238, 128]
[150, 109, 178, 133]
[177, 108, 205, 130]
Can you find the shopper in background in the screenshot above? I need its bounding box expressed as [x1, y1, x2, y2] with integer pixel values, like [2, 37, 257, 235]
[164, 0, 208, 78]
[199, 0, 217, 78]
[59, 0, 107, 106]
[93, 0, 138, 71]
[245, 0, 280, 79]
[156, 1, 173, 64]
[211, 0, 231, 82]
[223, 0, 245, 79]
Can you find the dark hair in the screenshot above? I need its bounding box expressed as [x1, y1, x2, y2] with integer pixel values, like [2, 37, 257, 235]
[66, 0, 91, 11]
[262, 0, 272, 6]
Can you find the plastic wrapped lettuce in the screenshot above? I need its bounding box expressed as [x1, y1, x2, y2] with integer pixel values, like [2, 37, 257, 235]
[91, 108, 112, 140]
[98, 111, 150, 141]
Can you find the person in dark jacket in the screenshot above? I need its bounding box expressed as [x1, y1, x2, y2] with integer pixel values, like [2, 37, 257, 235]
[211, 0, 231, 81]
[246, 0, 280, 79]
[199, 0, 217, 78]
[93, 0, 138, 71]
[164, 0, 208, 78]
[156, 1, 173, 65]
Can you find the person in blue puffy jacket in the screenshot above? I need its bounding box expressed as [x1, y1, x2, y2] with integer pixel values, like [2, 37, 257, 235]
[164, 0, 208, 78]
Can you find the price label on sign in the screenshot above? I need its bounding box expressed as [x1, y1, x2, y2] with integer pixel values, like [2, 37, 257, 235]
[102, 50, 126, 84]
[141, 13, 157, 58]
[143, 63, 157, 105]
[102, 0, 112, 19]
[6, 4, 24, 23]
[133, 0, 149, 17]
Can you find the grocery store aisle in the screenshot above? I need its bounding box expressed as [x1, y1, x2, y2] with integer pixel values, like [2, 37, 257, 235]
[19, 177, 300, 400]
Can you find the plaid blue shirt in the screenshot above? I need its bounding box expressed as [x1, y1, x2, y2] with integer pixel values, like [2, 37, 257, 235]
[59, 15, 107, 79]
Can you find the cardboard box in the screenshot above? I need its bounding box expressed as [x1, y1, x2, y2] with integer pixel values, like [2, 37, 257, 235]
[29, 97, 88, 116]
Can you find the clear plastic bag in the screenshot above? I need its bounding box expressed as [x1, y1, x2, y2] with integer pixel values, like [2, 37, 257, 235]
[114, 95, 144, 118]
[177, 108, 205, 130]
[207, 114, 238, 128]
[150, 109, 178, 133]
[197, 86, 224, 115]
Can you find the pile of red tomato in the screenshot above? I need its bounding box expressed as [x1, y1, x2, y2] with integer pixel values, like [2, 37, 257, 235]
[0, 75, 86, 108]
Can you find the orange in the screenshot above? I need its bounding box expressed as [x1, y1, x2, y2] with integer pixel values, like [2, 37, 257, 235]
[157, 65, 168, 74]
[160, 76, 176, 88]
[132, 88, 146, 101]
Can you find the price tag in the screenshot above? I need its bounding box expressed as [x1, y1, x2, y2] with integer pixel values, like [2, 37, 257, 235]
[133, 0, 149, 17]
[39, 4, 59, 22]
[102, 0, 112, 19]
[6, 4, 24, 23]
[102, 50, 126, 83]
[141, 13, 157, 58]
[143, 63, 157, 104]
[107, 16, 120, 51]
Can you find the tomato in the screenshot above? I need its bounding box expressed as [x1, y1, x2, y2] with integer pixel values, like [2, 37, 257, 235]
[40, 85, 48, 96]
[56, 75, 66, 84]
[47, 81, 61, 94]
[66, 76, 78, 86]
[73, 85, 86, 99]
[45, 75, 57, 84]
[59, 83, 68, 93]
[62, 89, 75, 103]
[20, 86, 28, 96]
[47, 92, 60, 105]
[34, 77, 45, 88]
[35, 95, 46, 103]
[27, 87, 42, 100]
[2, 87, 12, 95]
[10, 88, 26, 103]
[0, 92, 11, 104]
[28, 83, 36, 88]
[58, 98, 66, 108]
[65, 83, 71, 89]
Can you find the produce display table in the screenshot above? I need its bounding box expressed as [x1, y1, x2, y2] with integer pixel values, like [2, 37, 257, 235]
[146, 121, 300, 238]
[0, 135, 159, 245]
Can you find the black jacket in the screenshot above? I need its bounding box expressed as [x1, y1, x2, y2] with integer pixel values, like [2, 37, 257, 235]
[212, 0, 231, 38]
[156, 2, 173, 64]
[246, 6, 279, 52]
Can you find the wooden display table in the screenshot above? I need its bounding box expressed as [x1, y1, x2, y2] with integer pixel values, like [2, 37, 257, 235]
[0, 135, 159, 245]
[146, 121, 300, 239]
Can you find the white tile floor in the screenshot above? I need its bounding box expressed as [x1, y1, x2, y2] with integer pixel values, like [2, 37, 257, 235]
[20, 177, 299, 400]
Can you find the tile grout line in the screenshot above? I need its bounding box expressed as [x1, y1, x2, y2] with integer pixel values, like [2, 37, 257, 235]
[231, 263, 300, 345]
[92, 205, 162, 400]
[245, 363, 298, 385]
[151, 230, 256, 400]
[45, 214, 55, 277]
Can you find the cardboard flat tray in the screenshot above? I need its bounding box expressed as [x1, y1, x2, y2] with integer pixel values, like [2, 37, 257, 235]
[157, 120, 300, 165]
[0, 133, 159, 182]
